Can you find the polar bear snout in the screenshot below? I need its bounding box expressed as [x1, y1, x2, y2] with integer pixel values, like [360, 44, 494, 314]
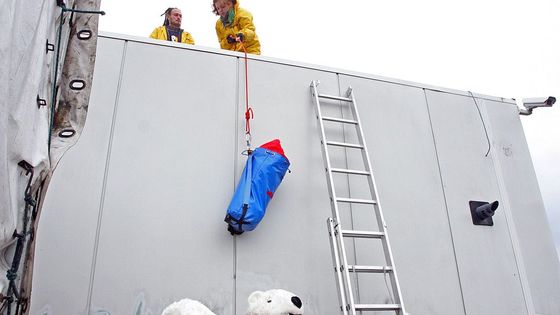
[291, 296, 302, 309]
[247, 289, 304, 314]
[288, 295, 303, 315]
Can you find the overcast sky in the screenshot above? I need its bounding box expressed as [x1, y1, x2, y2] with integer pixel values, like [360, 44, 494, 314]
[98, 0, 559, 257]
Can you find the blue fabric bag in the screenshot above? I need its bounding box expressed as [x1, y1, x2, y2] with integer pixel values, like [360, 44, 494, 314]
[225, 139, 290, 234]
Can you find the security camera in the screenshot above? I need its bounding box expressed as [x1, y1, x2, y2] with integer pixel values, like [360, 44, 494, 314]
[523, 96, 555, 109]
[519, 96, 556, 115]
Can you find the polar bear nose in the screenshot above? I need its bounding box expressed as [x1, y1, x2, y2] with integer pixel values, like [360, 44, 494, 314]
[291, 296, 302, 308]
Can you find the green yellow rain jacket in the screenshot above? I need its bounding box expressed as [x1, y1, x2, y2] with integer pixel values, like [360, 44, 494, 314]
[215, 2, 261, 55]
[150, 26, 195, 45]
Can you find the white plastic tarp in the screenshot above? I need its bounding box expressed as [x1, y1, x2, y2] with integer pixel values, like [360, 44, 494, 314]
[0, 0, 101, 310]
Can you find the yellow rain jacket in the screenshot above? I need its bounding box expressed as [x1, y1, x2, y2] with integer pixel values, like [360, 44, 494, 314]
[150, 26, 195, 45]
[215, 1, 260, 55]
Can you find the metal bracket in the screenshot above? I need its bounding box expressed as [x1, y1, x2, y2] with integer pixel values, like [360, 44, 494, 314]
[18, 160, 35, 197]
[58, 2, 106, 15]
[36, 95, 47, 108]
[17, 161, 33, 175]
[46, 40, 55, 53]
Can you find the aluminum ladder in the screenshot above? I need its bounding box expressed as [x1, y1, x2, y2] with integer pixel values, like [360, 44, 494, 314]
[310, 81, 406, 315]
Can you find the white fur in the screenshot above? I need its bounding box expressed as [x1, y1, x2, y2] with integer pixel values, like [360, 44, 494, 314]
[161, 298, 216, 315]
[161, 289, 303, 315]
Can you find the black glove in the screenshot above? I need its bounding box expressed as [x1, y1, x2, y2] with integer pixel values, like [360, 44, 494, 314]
[227, 34, 236, 44]
[236, 33, 245, 42]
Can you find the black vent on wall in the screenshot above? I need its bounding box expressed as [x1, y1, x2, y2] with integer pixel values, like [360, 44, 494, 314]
[470, 200, 499, 226]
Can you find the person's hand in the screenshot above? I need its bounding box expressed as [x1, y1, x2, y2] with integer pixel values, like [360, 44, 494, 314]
[227, 34, 236, 44]
[236, 33, 245, 42]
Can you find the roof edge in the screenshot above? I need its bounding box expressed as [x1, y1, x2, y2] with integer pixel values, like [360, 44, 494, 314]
[99, 31, 517, 105]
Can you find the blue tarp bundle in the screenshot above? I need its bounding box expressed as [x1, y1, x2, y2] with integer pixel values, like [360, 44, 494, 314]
[225, 139, 290, 234]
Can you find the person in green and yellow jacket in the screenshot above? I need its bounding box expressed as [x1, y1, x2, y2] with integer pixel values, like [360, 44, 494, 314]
[212, 0, 260, 55]
[150, 8, 195, 45]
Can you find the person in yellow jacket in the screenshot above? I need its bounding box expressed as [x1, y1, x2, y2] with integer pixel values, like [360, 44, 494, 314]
[150, 8, 195, 44]
[212, 0, 260, 55]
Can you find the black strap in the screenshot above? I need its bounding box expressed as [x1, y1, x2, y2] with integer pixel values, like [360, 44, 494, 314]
[238, 204, 248, 231]
[224, 203, 249, 235]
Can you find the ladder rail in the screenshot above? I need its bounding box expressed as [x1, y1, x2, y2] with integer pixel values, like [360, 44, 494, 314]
[311, 80, 357, 314]
[327, 218, 349, 315]
[346, 87, 407, 314]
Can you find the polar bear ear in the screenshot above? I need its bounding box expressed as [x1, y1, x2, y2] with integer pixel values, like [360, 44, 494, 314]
[248, 291, 264, 305]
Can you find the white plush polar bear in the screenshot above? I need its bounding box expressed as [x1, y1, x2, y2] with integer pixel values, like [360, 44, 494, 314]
[161, 289, 303, 315]
[161, 298, 216, 315]
[246, 289, 303, 315]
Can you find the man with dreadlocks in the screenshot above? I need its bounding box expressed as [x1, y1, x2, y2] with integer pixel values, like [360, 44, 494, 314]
[150, 7, 195, 44]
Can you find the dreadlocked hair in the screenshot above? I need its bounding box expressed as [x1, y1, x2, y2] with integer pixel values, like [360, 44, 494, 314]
[161, 7, 178, 26]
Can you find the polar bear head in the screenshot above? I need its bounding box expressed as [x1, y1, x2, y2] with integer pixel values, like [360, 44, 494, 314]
[246, 289, 303, 315]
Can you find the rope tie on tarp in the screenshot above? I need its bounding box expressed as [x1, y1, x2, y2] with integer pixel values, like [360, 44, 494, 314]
[0, 161, 39, 314]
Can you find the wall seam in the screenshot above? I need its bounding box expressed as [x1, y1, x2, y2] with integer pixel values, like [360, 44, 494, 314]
[85, 39, 128, 313]
[232, 56, 241, 315]
[476, 99, 536, 315]
[423, 88, 468, 315]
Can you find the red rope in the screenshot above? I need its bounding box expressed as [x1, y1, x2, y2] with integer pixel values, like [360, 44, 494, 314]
[238, 39, 253, 139]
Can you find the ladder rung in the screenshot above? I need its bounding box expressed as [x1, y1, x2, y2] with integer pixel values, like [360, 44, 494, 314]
[322, 116, 358, 125]
[336, 197, 377, 205]
[331, 168, 370, 176]
[326, 141, 363, 149]
[348, 265, 393, 273]
[354, 304, 401, 311]
[341, 230, 385, 239]
[318, 93, 352, 102]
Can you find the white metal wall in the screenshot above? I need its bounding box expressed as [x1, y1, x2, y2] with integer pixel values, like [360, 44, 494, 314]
[337, 76, 466, 314]
[425, 91, 527, 314]
[30, 34, 560, 315]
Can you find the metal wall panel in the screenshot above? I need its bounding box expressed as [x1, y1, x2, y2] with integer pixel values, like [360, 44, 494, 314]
[482, 100, 560, 315]
[426, 91, 527, 315]
[30, 34, 560, 315]
[233, 60, 342, 315]
[338, 76, 466, 314]
[85, 41, 237, 314]
[30, 38, 125, 315]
